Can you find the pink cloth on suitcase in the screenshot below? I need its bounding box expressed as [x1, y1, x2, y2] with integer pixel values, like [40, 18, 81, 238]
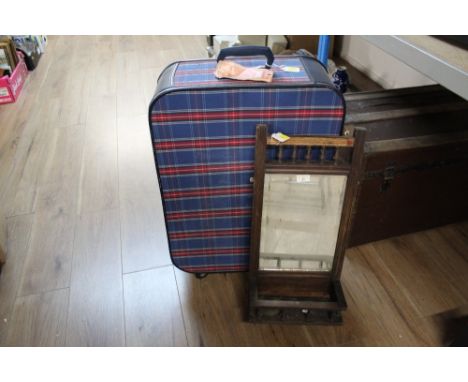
[214, 60, 274, 83]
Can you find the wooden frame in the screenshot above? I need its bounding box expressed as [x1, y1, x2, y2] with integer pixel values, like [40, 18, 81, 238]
[0, 247, 5, 270]
[0, 40, 18, 72]
[248, 124, 366, 324]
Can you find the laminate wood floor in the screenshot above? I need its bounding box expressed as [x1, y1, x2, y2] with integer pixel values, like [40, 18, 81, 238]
[0, 36, 467, 346]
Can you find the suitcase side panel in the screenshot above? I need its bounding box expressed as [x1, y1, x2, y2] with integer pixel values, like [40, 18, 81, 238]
[150, 86, 345, 273]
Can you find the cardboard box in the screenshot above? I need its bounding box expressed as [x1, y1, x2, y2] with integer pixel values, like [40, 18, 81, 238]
[0, 54, 28, 104]
[286, 35, 335, 57]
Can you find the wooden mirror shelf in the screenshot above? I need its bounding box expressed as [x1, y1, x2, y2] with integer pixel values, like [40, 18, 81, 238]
[248, 124, 366, 324]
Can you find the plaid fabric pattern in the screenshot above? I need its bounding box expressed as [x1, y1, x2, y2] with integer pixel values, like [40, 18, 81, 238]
[149, 58, 344, 273]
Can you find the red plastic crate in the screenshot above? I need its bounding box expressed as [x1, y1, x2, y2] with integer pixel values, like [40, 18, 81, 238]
[0, 53, 28, 105]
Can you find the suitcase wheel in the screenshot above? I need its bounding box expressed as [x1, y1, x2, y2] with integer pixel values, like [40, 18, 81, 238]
[195, 273, 208, 279]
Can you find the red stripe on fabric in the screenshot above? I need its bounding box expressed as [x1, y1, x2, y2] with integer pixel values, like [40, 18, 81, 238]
[159, 163, 254, 175]
[164, 186, 252, 199]
[152, 108, 344, 122]
[167, 207, 251, 221]
[169, 228, 250, 240]
[172, 247, 249, 257]
[154, 138, 255, 150]
[183, 265, 247, 272]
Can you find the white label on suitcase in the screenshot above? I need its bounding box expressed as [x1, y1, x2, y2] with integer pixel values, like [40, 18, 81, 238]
[281, 66, 301, 73]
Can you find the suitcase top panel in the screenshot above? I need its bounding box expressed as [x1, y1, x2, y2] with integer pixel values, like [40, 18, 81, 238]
[171, 56, 320, 88]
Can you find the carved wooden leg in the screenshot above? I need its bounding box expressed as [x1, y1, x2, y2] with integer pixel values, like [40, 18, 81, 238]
[0, 214, 6, 270]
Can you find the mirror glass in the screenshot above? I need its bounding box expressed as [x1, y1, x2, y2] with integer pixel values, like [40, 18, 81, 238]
[259, 173, 347, 272]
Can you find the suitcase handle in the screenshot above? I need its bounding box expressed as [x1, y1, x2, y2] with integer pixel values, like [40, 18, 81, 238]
[217, 46, 274, 68]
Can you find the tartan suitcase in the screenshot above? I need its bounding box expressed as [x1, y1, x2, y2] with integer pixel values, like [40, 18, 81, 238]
[148, 46, 345, 274]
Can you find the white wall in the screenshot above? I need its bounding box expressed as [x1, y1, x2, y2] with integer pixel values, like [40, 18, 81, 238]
[338, 36, 435, 89]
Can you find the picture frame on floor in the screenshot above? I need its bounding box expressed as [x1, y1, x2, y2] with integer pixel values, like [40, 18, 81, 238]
[0, 41, 17, 73]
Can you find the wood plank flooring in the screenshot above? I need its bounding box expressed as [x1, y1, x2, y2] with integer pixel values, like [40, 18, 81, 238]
[66, 209, 125, 346]
[0, 36, 467, 346]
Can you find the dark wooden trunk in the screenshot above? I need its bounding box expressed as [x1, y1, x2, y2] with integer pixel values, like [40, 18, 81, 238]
[345, 85, 468, 247]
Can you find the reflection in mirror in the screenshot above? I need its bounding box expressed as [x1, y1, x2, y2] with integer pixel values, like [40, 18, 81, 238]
[259, 173, 347, 272]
